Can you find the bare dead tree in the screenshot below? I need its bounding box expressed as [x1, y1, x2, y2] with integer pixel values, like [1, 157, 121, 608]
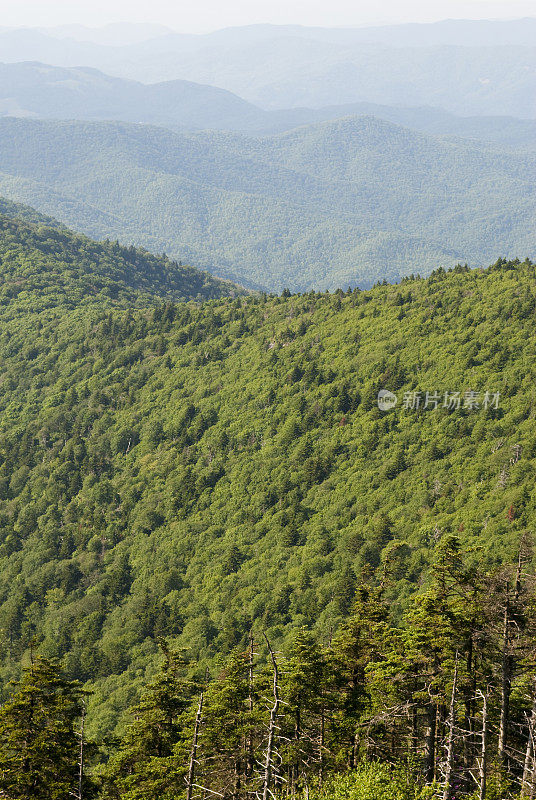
[478, 692, 488, 800]
[262, 634, 280, 800]
[319, 696, 325, 789]
[497, 556, 524, 771]
[498, 582, 512, 766]
[521, 716, 534, 798]
[442, 654, 459, 800]
[522, 679, 536, 799]
[246, 631, 256, 779]
[531, 744, 536, 800]
[77, 705, 85, 800]
[424, 700, 437, 783]
[186, 692, 204, 800]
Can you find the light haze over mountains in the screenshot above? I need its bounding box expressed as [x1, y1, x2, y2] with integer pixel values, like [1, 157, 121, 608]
[0, 115, 533, 292]
[0, 16, 534, 290]
[0, 19, 535, 116]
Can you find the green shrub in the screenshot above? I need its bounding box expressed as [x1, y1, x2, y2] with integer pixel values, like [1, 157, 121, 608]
[303, 763, 436, 800]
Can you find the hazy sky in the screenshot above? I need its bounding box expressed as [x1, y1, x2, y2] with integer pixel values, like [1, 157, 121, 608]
[1, 0, 535, 31]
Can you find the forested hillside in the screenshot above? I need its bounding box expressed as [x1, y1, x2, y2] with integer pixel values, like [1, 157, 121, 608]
[4, 546, 536, 800]
[0, 200, 243, 308]
[0, 195, 63, 226]
[0, 117, 533, 290]
[1, 13, 535, 799]
[0, 242, 534, 747]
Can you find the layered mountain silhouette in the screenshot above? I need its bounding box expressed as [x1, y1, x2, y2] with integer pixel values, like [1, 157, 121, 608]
[1, 61, 535, 147]
[0, 116, 533, 291]
[0, 19, 534, 116]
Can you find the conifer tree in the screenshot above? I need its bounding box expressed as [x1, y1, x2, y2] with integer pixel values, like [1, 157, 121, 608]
[198, 646, 252, 799]
[397, 538, 481, 783]
[0, 656, 86, 800]
[326, 584, 391, 769]
[103, 643, 196, 800]
[281, 629, 325, 794]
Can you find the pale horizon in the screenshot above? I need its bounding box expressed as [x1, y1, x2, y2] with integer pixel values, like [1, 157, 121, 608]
[1, 0, 535, 35]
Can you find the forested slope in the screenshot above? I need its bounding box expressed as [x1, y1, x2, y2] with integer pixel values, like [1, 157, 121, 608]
[0, 249, 534, 739]
[0, 117, 533, 290]
[0, 201, 243, 309]
[0, 195, 63, 226]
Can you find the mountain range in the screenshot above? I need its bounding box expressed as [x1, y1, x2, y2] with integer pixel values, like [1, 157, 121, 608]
[19, 18, 536, 48]
[0, 115, 533, 291]
[1, 61, 536, 148]
[2, 14, 536, 794]
[0, 16, 536, 794]
[0, 20, 534, 116]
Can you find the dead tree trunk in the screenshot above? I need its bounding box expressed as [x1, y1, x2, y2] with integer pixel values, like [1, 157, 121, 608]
[246, 631, 255, 779]
[186, 692, 204, 800]
[442, 655, 459, 800]
[522, 725, 533, 799]
[522, 684, 536, 799]
[498, 583, 512, 767]
[292, 702, 301, 797]
[77, 706, 85, 800]
[319, 701, 325, 788]
[425, 702, 437, 783]
[531, 753, 536, 800]
[464, 631, 476, 778]
[479, 692, 488, 800]
[263, 635, 280, 800]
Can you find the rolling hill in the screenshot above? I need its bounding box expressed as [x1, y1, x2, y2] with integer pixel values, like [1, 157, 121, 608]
[0, 116, 533, 291]
[2, 61, 535, 148]
[0, 243, 533, 738]
[262, 102, 536, 146]
[0, 62, 267, 131]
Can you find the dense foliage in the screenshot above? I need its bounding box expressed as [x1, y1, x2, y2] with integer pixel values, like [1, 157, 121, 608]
[0, 202, 535, 799]
[0, 202, 243, 310]
[0, 19, 535, 798]
[0, 116, 533, 290]
[0, 215, 533, 744]
[3, 542, 536, 800]
[0, 196, 64, 227]
[0, 656, 88, 799]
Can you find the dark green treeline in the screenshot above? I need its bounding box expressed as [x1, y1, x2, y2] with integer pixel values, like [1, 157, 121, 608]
[1, 539, 536, 800]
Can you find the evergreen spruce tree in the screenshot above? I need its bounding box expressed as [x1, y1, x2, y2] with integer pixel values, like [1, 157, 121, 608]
[103, 643, 196, 800]
[281, 628, 325, 793]
[326, 584, 391, 769]
[199, 646, 253, 799]
[0, 656, 86, 800]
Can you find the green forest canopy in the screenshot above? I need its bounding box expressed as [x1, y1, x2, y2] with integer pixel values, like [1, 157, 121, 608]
[0, 203, 244, 311]
[0, 203, 533, 744]
[0, 116, 534, 290]
[1, 539, 535, 800]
